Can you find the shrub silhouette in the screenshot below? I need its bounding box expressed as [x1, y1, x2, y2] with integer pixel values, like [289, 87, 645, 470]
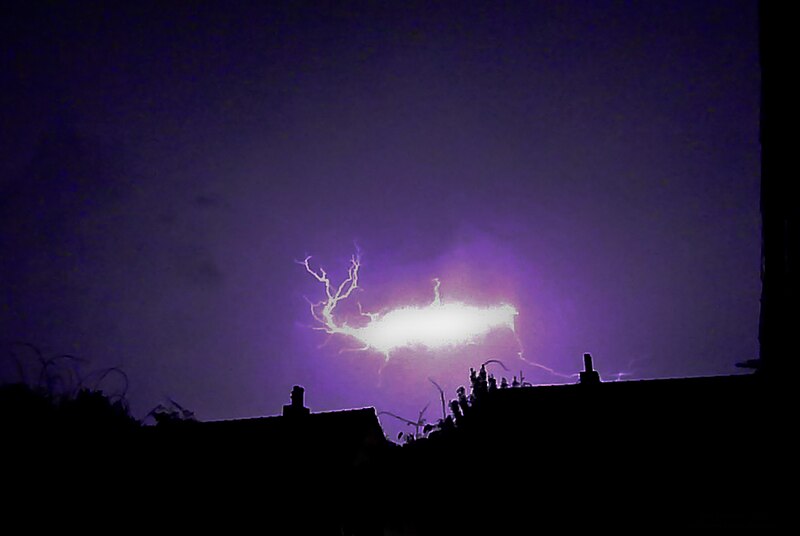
[2, 343, 140, 433]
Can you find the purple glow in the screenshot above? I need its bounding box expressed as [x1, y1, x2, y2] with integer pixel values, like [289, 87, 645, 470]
[0, 2, 760, 441]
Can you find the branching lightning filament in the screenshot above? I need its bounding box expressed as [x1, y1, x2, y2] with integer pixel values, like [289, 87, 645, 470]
[301, 255, 519, 360]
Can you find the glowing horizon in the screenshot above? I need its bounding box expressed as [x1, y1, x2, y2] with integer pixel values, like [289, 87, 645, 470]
[301, 255, 519, 358]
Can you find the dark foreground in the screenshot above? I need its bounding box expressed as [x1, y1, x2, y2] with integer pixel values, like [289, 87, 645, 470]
[4, 371, 782, 534]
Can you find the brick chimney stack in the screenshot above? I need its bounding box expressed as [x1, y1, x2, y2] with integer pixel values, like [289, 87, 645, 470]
[283, 385, 311, 417]
[579, 353, 601, 385]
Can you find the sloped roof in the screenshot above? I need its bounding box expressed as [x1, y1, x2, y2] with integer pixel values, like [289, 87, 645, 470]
[157, 406, 387, 471]
[199, 406, 383, 440]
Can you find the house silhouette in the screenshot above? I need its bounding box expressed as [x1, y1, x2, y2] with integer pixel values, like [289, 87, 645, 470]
[362, 357, 777, 533]
[134, 385, 391, 534]
[192, 385, 388, 471]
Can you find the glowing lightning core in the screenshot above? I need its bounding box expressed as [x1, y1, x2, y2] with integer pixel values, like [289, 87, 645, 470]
[301, 255, 519, 359]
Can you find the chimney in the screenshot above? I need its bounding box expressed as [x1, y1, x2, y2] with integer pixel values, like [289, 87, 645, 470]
[283, 385, 310, 417]
[579, 353, 601, 385]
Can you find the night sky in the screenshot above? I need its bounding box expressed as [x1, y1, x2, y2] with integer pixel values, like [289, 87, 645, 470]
[1, 1, 760, 436]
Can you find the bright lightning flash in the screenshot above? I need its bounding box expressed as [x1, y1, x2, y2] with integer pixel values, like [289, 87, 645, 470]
[301, 255, 519, 359]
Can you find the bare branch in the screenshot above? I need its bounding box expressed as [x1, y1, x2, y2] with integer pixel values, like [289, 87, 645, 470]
[482, 359, 509, 371]
[428, 377, 446, 421]
[377, 411, 420, 427]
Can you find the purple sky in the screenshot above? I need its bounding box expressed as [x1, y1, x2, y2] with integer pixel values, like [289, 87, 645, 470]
[1, 1, 760, 437]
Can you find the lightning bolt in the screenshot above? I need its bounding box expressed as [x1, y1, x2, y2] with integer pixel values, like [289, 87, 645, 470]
[300, 255, 519, 361]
